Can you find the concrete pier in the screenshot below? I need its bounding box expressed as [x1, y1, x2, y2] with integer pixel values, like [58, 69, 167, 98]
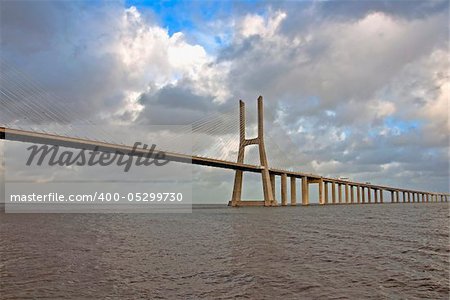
[281, 174, 287, 206]
[318, 179, 324, 205]
[302, 176, 309, 206]
[330, 181, 336, 204]
[350, 185, 354, 203]
[357, 186, 361, 203]
[290, 177, 296, 206]
[270, 173, 276, 200]
[345, 184, 349, 204]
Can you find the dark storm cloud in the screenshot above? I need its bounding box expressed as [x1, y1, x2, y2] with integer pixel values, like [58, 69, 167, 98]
[0, 1, 131, 123]
[137, 83, 216, 125]
[136, 82, 239, 137]
[0, 1, 66, 53]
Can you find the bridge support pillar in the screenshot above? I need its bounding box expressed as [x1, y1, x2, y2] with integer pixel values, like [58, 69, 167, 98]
[270, 173, 276, 200]
[331, 182, 336, 204]
[302, 176, 309, 206]
[338, 184, 342, 203]
[290, 177, 296, 206]
[262, 169, 276, 206]
[324, 181, 329, 204]
[380, 190, 384, 203]
[318, 178, 324, 205]
[367, 188, 372, 203]
[374, 189, 378, 203]
[231, 170, 243, 206]
[350, 185, 354, 203]
[357, 186, 361, 203]
[361, 187, 366, 203]
[281, 174, 287, 206]
[344, 183, 349, 204]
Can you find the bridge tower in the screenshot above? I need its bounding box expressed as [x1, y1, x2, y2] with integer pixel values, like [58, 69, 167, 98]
[230, 96, 277, 207]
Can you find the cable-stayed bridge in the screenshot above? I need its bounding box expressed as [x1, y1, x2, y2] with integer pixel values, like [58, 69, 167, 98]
[1, 59, 448, 206]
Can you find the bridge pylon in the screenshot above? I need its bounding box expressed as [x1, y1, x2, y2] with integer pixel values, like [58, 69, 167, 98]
[229, 96, 277, 207]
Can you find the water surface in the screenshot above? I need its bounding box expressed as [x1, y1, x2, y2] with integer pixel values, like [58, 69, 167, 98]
[1, 203, 449, 299]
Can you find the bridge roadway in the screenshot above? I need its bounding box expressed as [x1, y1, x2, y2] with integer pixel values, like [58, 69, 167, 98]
[1, 127, 448, 205]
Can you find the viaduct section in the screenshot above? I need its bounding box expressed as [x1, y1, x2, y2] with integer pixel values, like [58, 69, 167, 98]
[228, 97, 449, 207]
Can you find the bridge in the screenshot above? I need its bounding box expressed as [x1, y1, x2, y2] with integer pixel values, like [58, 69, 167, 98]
[1, 96, 448, 207]
[0, 59, 448, 206]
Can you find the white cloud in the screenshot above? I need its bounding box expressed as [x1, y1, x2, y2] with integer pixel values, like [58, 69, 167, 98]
[238, 10, 287, 39]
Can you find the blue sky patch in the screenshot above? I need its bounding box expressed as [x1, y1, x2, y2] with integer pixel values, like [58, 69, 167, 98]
[125, 0, 236, 52]
[384, 117, 421, 134]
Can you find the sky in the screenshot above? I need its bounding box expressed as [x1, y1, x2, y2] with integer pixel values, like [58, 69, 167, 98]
[0, 0, 449, 203]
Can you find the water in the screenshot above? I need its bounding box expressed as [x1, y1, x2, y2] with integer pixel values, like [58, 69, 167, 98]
[1, 203, 449, 299]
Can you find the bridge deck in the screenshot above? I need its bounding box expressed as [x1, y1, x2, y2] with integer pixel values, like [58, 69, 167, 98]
[0, 127, 446, 196]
